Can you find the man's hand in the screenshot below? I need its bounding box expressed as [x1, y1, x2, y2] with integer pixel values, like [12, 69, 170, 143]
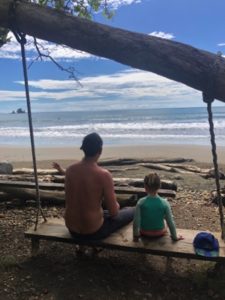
[52, 162, 65, 175]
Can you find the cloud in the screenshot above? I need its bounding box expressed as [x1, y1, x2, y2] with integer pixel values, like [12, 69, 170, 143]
[0, 0, 141, 61]
[149, 31, 175, 40]
[218, 43, 225, 47]
[11, 69, 201, 109]
[0, 32, 94, 61]
[107, 0, 141, 9]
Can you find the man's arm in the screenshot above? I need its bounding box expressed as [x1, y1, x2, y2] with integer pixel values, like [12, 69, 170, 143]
[52, 162, 66, 175]
[164, 200, 179, 241]
[103, 170, 120, 217]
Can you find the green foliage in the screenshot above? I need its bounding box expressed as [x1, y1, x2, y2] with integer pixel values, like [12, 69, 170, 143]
[0, 0, 113, 47]
[37, 0, 114, 19]
[0, 28, 10, 48]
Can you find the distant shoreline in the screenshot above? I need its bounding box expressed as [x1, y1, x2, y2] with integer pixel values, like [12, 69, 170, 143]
[1, 144, 225, 166]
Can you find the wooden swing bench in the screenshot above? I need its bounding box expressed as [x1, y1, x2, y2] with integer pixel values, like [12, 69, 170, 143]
[3, 180, 223, 262]
[25, 218, 225, 262]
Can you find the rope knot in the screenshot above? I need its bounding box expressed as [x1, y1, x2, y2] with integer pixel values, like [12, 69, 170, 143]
[20, 33, 27, 45]
[9, 0, 27, 45]
[202, 91, 214, 104]
[202, 52, 222, 105]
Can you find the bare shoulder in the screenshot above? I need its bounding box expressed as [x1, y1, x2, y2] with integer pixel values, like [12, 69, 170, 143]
[98, 166, 112, 177]
[66, 162, 80, 174]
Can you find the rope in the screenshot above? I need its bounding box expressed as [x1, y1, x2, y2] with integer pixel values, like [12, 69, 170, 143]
[202, 52, 225, 240]
[9, 0, 47, 230]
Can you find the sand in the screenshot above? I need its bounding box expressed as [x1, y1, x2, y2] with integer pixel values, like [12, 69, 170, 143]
[1, 144, 225, 299]
[1, 144, 225, 167]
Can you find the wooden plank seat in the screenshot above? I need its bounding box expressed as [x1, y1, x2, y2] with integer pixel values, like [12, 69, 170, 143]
[25, 218, 225, 262]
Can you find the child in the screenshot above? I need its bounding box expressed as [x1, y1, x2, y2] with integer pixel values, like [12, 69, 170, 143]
[133, 173, 183, 242]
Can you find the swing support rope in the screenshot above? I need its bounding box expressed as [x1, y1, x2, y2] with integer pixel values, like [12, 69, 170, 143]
[10, 1, 47, 230]
[202, 52, 225, 240]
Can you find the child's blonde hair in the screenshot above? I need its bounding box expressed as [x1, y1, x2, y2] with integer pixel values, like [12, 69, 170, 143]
[144, 173, 161, 191]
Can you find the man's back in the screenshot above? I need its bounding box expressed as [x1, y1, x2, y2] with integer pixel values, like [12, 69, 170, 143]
[65, 159, 118, 234]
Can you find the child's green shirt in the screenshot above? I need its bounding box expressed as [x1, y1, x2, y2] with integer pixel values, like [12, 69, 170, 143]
[133, 195, 177, 240]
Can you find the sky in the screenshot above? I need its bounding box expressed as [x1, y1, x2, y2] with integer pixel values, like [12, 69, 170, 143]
[1, 0, 225, 113]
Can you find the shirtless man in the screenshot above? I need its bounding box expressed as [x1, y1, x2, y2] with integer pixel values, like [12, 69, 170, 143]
[55, 132, 134, 240]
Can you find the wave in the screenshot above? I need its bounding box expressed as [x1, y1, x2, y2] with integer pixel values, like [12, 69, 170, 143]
[42, 120, 225, 130]
[0, 128, 224, 140]
[1, 107, 225, 146]
[1, 119, 225, 134]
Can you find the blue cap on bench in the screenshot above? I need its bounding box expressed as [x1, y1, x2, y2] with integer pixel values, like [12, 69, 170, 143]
[193, 232, 219, 257]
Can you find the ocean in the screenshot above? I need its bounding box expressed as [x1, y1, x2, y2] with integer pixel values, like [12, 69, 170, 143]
[0, 106, 225, 147]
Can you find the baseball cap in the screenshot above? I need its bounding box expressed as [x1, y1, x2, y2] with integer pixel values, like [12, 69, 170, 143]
[193, 232, 219, 257]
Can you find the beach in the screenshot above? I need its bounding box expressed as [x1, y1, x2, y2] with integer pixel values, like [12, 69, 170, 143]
[1, 143, 225, 298]
[1, 144, 225, 168]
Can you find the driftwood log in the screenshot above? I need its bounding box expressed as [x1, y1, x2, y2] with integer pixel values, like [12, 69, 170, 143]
[50, 176, 177, 191]
[0, 187, 138, 208]
[141, 163, 225, 179]
[8, 158, 211, 179]
[99, 158, 193, 166]
[12, 166, 139, 175]
[12, 159, 192, 173]
[13, 168, 58, 175]
[0, 183, 176, 199]
[0, 175, 177, 191]
[165, 164, 209, 173]
[0, 187, 65, 204]
[140, 163, 186, 173]
[0, 187, 130, 207]
[0, 179, 176, 206]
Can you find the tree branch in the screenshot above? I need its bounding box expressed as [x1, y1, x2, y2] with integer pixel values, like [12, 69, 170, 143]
[30, 37, 81, 83]
[1, 0, 225, 102]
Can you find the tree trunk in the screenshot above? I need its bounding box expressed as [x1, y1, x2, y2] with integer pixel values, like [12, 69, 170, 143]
[0, 186, 65, 203]
[140, 163, 191, 174]
[0, 184, 176, 202]
[1, 0, 225, 102]
[0, 187, 137, 206]
[99, 158, 193, 166]
[13, 168, 58, 175]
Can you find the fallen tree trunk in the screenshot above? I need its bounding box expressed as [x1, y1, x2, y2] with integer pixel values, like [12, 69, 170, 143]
[12, 160, 190, 173]
[0, 175, 177, 191]
[1, 0, 225, 102]
[13, 168, 58, 175]
[107, 167, 139, 172]
[99, 158, 193, 166]
[0, 174, 54, 183]
[140, 163, 192, 174]
[165, 164, 207, 173]
[0, 174, 37, 181]
[0, 185, 175, 205]
[51, 175, 177, 190]
[113, 178, 177, 191]
[166, 164, 225, 179]
[0, 187, 137, 207]
[0, 187, 65, 204]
